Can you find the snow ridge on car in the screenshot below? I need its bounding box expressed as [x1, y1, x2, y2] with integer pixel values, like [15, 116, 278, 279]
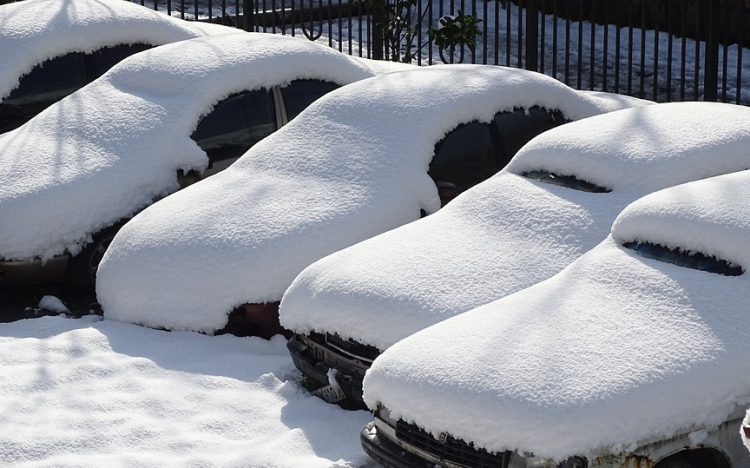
[362, 169, 750, 463]
[280, 102, 750, 353]
[96, 64, 647, 335]
[0, 0, 231, 102]
[0, 32, 387, 264]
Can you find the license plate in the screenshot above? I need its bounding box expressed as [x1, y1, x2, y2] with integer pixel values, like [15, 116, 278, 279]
[312, 384, 346, 403]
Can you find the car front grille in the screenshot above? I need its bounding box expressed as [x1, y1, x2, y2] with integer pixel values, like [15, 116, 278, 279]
[325, 333, 381, 362]
[395, 420, 511, 468]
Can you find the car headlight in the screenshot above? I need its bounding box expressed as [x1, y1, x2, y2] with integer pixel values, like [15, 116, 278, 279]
[375, 405, 399, 427]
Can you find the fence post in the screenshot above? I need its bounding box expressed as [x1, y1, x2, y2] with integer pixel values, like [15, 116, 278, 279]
[371, 2, 385, 60]
[524, 0, 539, 71]
[703, 0, 720, 101]
[243, 0, 254, 31]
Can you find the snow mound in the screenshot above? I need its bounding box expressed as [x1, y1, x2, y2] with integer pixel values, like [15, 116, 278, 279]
[97, 64, 647, 334]
[363, 170, 750, 460]
[0, 32, 385, 263]
[280, 102, 750, 351]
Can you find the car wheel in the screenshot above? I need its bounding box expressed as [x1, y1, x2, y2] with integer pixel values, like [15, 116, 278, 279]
[655, 455, 702, 468]
[64, 222, 125, 288]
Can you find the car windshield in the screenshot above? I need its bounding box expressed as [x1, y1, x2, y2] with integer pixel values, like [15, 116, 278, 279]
[624, 241, 743, 276]
[522, 170, 610, 193]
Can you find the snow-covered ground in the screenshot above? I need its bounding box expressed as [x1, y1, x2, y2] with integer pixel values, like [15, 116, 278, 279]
[0, 315, 376, 467]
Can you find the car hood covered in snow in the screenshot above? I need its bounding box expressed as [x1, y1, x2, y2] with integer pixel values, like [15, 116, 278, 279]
[0, 32, 390, 262]
[280, 102, 750, 351]
[0, 0, 232, 102]
[363, 169, 750, 460]
[96, 64, 647, 334]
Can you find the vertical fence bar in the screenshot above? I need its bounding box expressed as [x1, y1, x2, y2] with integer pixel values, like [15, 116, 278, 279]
[652, 3, 659, 101]
[482, 0, 488, 64]
[552, 0, 558, 79]
[666, 0, 673, 102]
[703, 0, 719, 101]
[505, 0, 511, 66]
[638, 1, 645, 98]
[525, 0, 539, 71]
[738, 1, 744, 104]
[694, 2, 701, 101]
[626, 1, 633, 95]
[589, 0, 596, 90]
[576, 1, 582, 89]
[517, 0, 524, 68]
[564, 7, 570, 84]
[721, 3, 728, 102]
[539, 0, 545, 74]
[602, 4, 608, 92]
[679, 1, 686, 100]
[614, 0, 620, 94]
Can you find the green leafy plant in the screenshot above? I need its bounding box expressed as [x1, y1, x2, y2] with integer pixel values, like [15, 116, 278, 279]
[365, 0, 481, 63]
[428, 10, 483, 63]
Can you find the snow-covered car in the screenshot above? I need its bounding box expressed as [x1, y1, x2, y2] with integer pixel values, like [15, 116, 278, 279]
[95, 64, 648, 338]
[0, 0, 233, 134]
[360, 169, 750, 468]
[279, 101, 750, 407]
[0, 32, 406, 287]
[743, 410, 750, 455]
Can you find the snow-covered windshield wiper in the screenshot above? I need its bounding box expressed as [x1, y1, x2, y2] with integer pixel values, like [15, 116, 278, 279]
[624, 241, 743, 276]
[522, 170, 610, 193]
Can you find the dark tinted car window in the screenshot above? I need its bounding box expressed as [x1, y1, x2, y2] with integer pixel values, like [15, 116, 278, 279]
[0, 44, 152, 134]
[494, 107, 566, 166]
[191, 89, 277, 165]
[624, 241, 743, 276]
[522, 170, 610, 193]
[280, 79, 340, 121]
[3, 53, 87, 107]
[86, 43, 152, 80]
[428, 121, 497, 192]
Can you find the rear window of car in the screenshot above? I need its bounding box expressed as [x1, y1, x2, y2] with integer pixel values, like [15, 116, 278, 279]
[191, 89, 277, 165]
[624, 241, 743, 276]
[280, 79, 340, 121]
[522, 170, 610, 193]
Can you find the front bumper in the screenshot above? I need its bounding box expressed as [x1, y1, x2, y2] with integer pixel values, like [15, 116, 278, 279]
[287, 334, 367, 407]
[0, 255, 69, 284]
[361, 422, 443, 468]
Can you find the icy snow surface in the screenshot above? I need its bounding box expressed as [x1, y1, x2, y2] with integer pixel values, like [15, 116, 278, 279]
[280, 101, 750, 351]
[363, 169, 750, 460]
[0, 0, 233, 102]
[0, 316, 373, 467]
[0, 32, 388, 262]
[97, 64, 646, 334]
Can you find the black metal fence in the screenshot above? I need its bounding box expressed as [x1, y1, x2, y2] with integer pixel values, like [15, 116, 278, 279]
[131, 0, 750, 105]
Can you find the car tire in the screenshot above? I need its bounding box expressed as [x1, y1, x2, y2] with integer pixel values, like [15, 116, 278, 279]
[64, 221, 126, 288]
[655, 455, 702, 468]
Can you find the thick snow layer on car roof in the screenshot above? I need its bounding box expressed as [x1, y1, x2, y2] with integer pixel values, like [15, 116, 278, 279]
[96, 64, 646, 334]
[363, 169, 750, 460]
[0, 32, 388, 262]
[279, 102, 750, 351]
[0, 0, 233, 101]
